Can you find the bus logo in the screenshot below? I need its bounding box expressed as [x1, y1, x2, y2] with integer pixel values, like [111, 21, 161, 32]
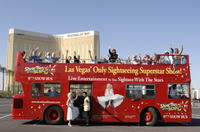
[24, 65, 56, 76]
[160, 101, 188, 112]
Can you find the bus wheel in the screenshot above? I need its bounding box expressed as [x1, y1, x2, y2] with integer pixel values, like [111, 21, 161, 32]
[44, 106, 63, 125]
[142, 107, 158, 126]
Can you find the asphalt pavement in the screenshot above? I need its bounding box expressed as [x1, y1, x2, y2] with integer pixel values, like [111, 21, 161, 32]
[1, 98, 200, 132]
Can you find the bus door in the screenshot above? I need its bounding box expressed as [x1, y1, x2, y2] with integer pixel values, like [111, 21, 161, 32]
[69, 82, 92, 119]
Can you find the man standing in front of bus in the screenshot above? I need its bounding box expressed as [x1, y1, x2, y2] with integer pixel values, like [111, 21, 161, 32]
[82, 92, 90, 126]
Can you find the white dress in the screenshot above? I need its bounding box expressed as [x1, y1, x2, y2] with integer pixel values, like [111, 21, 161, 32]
[67, 100, 79, 120]
[97, 88, 124, 108]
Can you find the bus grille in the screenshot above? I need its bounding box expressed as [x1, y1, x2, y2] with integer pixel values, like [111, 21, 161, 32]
[13, 99, 23, 109]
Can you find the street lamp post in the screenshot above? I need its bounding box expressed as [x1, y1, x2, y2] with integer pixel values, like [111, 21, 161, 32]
[2, 68, 4, 91]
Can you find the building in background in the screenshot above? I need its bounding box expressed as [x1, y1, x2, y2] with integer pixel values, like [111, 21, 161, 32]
[6, 29, 100, 93]
[191, 88, 200, 100]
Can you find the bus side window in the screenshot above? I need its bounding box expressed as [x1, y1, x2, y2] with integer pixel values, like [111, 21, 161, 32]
[126, 84, 155, 99]
[44, 83, 61, 97]
[168, 84, 189, 99]
[126, 84, 142, 99]
[142, 85, 156, 98]
[32, 83, 42, 97]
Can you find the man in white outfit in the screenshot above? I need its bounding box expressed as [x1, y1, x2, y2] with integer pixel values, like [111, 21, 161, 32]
[83, 92, 90, 126]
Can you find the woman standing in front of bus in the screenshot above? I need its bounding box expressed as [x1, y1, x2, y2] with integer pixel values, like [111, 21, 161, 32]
[66, 92, 79, 127]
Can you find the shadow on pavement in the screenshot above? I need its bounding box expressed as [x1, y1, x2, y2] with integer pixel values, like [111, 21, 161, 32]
[22, 118, 200, 127]
[22, 120, 141, 126]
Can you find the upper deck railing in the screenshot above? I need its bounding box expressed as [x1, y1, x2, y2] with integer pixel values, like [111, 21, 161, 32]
[16, 51, 189, 66]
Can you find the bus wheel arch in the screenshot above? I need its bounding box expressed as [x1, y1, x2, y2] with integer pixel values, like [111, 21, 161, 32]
[44, 105, 64, 125]
[140, 107, 161, 126]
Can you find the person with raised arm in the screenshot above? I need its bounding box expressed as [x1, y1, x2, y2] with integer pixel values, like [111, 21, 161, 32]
[21, 50, 27, 62]
[65, 50, 72, 63]
[44, 52, 52, 63]
[88, 50, 98, 64]
[28, 47, 39, 62]
[108, 46, 118, 63]
[169, 44, 184, 64]
[35, 52, 43, 63]
[169, 44, 183, 55]
[51, 52, 61, 63]
[74, 51, 80, 63]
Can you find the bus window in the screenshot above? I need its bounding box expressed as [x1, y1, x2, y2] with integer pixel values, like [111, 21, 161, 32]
[13, 81, 24, 94]
[44, 83, 61, 97]
[32, 83, 42, 97]
[168, 84, 189, 99]
[69, 83, 92, 96]
[126, 84, 155, 99]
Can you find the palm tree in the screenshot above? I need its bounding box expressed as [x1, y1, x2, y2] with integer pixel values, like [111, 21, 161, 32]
[7, 69, 13, 92]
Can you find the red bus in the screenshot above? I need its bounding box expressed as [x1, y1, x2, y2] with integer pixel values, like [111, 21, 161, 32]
[12, 52, 191, 126]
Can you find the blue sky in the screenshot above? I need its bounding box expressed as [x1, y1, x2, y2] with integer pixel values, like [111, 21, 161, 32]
[0, 0, 200, 89]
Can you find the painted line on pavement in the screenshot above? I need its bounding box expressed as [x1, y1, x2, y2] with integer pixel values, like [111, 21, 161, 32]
[0, 104, 12, 106]
[192, 114, 200, 118]
[192, 107, 200, 108]
[0, 114, 11, 119]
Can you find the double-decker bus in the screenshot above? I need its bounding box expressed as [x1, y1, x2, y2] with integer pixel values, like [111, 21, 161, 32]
[12, 52, 191, 126]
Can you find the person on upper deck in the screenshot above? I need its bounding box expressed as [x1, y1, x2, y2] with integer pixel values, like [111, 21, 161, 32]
[169, 44, 183, 55]
[89, 50, 98, 64]
[108, 48, 118, 63]
[44, 52, 52, 63]
[44, 52, 60, 63]
[151, 54, 159, 65]
[51, 52, 60, 63]
[142, 54, 152, 65]
[159, 51, 173, 64]
[21, 50, 27, 62]
[129, 55, 141, 65]
[35, 52, 43, 63]
[65, 50, 72, 63]
[28, 47, 40, 63]
[74, 51, 80, 63]
[169, 44, 184, 65]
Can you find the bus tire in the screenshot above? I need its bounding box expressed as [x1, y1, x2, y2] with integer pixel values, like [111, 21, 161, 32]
[44, 106, 64, 125]
[142, 107, 158, 126]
